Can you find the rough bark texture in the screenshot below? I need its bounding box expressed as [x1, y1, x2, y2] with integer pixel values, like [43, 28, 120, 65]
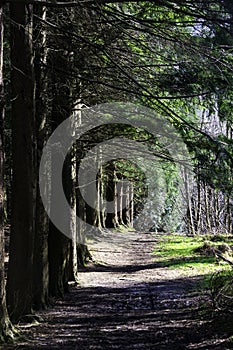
[7, 4, 36, 322]
[0, 6, 14, 341]
[33, 6, 49, 310]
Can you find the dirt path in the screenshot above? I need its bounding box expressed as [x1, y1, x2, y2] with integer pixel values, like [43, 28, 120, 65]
[3, 231, 233, 350]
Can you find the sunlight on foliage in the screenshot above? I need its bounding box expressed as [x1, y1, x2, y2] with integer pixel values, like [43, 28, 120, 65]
[152, 234, 233, 276]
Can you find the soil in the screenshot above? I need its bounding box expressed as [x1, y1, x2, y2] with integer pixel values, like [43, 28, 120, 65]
[2, 230, 233, 350]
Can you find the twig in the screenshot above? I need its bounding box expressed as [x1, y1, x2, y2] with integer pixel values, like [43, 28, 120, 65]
[215, 249, 233, 267]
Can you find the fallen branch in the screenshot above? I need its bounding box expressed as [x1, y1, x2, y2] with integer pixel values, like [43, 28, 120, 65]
[214, 249, 233, 267]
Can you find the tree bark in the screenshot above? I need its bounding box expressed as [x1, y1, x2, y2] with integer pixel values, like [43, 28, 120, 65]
[33, 5, 49, 310]
[0, 5, 15, 341]
[129, 183, 134, 228]
[48, 143, 71, 296]
[125, 182, 130, 227]
[105, 162, 115, 228]
[48, 20, 75, 295]
[7, 3, 36, 322]
[113, 170, 119, 228]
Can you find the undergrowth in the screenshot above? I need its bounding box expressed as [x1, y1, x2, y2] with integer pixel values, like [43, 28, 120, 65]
[152, 233, 233, 310]
[210, 270, 233, 311]
[152, 233, 233, 280]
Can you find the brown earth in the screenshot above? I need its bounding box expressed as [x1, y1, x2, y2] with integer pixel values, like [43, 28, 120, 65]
[2, 231, 233, 350]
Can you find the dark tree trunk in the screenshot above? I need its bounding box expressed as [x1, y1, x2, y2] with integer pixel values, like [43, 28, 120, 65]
[33, 6, 49, 310]
[48, 26, 75, 296]
[7, 4, 36, 322]
[0, 126, 13, 340]
[0, 5, 15, 340]
[76, 135, 92, 268]
[105, 162, 115, 228]
[49, 225, 71, 297]
[48, 149, 71, 297]
[65, 150, 78, 282]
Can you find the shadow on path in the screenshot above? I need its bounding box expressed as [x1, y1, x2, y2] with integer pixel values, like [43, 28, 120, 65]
[3, 232, 233, 350]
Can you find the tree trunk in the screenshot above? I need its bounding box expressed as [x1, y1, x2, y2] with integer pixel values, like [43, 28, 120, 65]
[105, 162, 115, 228]
[95, 147, 104, 229]
[33, 5, 49, 310]
[100, 161, 106, 228]
[113, 170, 119, 228]
[182, 167, 196, 235]
[129, 183, 134, 228]
[7, 3, 36, 322]
[118, 180, 124, 226]
[0, 5, 14, 341]
[48, 147, 71, 297]
[48, 22, 75, 296]
[125, 182, 130, 227]
[76, 128, 92, 268]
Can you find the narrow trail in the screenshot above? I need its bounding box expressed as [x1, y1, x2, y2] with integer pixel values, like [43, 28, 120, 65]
[3, 231, 233, 350]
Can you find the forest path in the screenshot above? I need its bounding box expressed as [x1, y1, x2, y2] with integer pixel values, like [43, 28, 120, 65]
[3, 231, 233, 350]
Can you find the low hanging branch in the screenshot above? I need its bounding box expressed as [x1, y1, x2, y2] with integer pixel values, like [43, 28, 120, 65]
[4, 0, 161, 7]
[5, 0, 82, 6]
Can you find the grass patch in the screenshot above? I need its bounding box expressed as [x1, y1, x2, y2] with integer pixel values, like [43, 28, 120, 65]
[152, 234, 233, 276]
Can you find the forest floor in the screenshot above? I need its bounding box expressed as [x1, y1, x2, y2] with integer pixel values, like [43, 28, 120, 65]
[3, 230, 233, 350]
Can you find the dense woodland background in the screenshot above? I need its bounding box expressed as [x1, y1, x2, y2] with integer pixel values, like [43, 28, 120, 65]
[0, 0, 233, 342]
